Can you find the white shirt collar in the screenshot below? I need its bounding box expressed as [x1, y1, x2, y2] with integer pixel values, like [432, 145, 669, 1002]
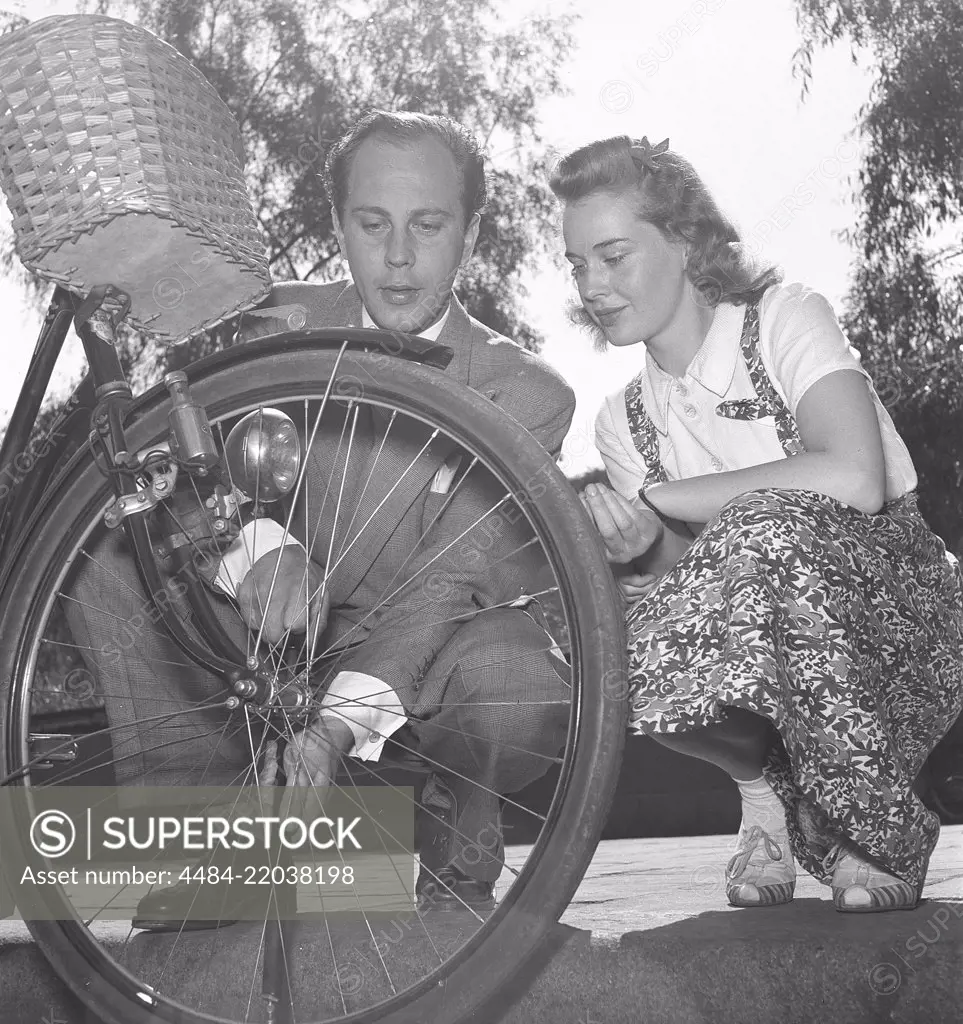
[641, 302, 745, 434]
[361, 303, 451, 340]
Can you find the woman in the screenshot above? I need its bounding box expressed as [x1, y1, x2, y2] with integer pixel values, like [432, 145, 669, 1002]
[550, 134, 963, 912]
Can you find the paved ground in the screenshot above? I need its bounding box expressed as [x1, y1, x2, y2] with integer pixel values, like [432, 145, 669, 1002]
[1, 827, 959, 1024]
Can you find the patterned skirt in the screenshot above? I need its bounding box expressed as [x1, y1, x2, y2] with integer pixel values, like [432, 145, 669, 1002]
[626, 488, 963, 889]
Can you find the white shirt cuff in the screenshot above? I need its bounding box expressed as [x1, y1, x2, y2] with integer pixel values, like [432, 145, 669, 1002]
[318, 671, 407, 761]
[213, 519, 305, 599]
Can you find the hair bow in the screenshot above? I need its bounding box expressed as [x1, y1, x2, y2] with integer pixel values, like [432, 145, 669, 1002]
[629, 136, 670, 174]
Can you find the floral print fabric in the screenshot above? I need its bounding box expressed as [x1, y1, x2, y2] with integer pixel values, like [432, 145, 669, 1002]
[624, 301, 963, 888]
[626, 488, 963, 887]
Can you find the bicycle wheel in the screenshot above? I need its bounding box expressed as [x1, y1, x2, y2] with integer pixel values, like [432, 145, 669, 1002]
[0, 333, 626, 1024]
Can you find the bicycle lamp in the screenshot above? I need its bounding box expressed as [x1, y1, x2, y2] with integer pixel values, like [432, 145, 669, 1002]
[223, 408, 301, 503]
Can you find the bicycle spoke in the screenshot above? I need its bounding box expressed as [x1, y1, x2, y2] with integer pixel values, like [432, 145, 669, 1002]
[262, 705, 527, 898]
[276, 706, 448, 980]
[285, 397, 359, 674]
[29, 716, 247, 791]
[317, 585, 563, 664]
[313, 508, 535, 660]
[327, 401, 391, 577]
[247, 932, 266, 1022]
[354, 451, 479, 610]
[321, 430, 441, 586]
[303, 745, 519, 908]
[146, 765, 270, 999]
[76, 548, 154, 604]
[339, 753, 445, 964]
[308, 403, 359, 667]
[322, 888, 349, 1018]
[271, 705, 400, 999]
[2, 701, 235, 787]
[253, 343, 353, 655]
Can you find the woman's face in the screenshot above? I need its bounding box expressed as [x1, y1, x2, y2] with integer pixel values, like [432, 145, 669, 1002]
[562, 190, 688, 348]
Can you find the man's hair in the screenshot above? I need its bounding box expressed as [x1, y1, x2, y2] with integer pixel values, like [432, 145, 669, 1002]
[323, 110, 488, 226]
[549, 135, 781, 309]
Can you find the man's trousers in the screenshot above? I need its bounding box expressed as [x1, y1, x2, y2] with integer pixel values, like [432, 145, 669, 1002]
[62, 532, 571, 881]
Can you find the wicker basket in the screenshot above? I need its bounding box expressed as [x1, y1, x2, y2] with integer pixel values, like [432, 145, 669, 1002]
[0, 14, 272, 343]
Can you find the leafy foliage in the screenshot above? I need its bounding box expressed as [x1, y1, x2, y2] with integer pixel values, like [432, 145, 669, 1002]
[0, 11, 26, 35]
[0, 0, 573, 427]
[68, 0, 573, 369]
[793, 0, 963, 555]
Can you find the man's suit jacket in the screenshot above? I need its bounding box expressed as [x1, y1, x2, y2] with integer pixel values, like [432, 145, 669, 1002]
[236, 280, 576, 711]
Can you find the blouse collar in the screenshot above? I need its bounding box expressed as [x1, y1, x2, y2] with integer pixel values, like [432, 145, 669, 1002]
[640, 302, 747, 434]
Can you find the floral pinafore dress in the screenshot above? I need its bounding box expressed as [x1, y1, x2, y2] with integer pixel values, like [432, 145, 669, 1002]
[622, 300, 963, 888]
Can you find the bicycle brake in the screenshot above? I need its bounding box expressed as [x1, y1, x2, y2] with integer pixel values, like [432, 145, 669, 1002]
[103, 458, 180, 528]
[149, 479, 242, 574]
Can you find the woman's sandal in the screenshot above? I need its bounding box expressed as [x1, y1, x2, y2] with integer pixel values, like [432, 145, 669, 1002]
[829, 847, 922, 913]
[725, 824, 796, 908]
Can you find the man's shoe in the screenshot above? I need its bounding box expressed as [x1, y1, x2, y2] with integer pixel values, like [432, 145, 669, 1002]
[417, 773, 505, 879]
[415, 865, 496, 916]
[133, 852, 288, 932]
[133, 878, 271, 932]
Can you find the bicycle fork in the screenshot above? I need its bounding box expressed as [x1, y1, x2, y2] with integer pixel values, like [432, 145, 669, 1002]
[75, 286, 302, 1023]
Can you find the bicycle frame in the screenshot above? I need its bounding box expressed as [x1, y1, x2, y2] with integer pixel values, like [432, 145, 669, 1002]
[0, 286, 76, 557]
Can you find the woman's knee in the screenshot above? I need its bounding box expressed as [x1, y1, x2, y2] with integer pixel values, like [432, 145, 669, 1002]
[720, 487, 804, 522]
[714, 488, 837, 557]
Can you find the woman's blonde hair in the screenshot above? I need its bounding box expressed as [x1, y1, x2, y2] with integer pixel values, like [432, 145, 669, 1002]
[550, 136, 781, 319]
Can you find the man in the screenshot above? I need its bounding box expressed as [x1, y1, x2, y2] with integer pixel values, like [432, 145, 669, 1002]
[66, 111, 575, 926]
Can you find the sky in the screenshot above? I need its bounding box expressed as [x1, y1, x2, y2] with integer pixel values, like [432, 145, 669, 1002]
[0, 0, 874, 475]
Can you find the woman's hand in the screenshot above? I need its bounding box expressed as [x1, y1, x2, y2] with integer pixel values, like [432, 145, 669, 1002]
[579, 481, 664, 564]
[617, 571, 659, 603]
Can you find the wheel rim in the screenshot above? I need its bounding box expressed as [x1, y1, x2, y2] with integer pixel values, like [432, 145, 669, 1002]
[2, 342, 625, 1024]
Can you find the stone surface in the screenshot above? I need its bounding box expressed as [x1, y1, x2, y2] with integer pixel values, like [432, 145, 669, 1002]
[0, 827, 959, 1023]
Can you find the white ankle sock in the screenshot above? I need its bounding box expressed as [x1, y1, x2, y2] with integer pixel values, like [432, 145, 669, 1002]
[727, 775, 796, 897]
[735, 775, 787, 836]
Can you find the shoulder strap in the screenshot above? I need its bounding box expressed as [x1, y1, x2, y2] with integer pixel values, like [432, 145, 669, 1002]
[716, 300, 805, 458]
[624, 371, 667, 486]
[624, 299, 804, 486]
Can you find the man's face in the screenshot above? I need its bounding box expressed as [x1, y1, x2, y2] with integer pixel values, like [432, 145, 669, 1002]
[333, 134, 480, 334]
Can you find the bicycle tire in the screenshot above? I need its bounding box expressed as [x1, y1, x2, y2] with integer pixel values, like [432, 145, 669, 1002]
[0, 336, 626, 1024]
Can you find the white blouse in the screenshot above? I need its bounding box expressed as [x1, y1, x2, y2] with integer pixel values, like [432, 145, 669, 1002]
[595, 282, 917, 503]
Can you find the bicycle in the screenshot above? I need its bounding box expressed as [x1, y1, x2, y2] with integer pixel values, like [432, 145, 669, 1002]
[0, 13, 626, 1024]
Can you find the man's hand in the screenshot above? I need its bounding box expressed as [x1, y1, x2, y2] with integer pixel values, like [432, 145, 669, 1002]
[258, 717, 354, 789]
[236, 545, 330, 645]
[579, 482, 663, 564]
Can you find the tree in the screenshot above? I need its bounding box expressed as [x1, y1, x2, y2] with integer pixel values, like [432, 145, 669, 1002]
[792, 0, 963, 815]
[792, 0, 963, 558]
[1, 0, 573, 423]
[47, 0, 570, 372]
